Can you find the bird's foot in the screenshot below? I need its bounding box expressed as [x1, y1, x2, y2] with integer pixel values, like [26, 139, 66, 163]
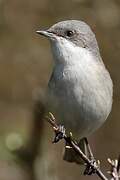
[52, 125, 65, 143]
[84, 159, 100, 175]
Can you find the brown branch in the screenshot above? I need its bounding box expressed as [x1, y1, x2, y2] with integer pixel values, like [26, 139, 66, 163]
[108, 156, 120, 180]
[45, 112, 108, 180]
[45, 112, 120, 180]
[46, 112, 120, 180]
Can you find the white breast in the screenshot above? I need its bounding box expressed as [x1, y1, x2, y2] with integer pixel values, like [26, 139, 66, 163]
[48, 37, 113, 138]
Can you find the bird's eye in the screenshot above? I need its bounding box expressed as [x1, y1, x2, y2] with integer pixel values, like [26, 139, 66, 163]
[66, 30, 74, 37]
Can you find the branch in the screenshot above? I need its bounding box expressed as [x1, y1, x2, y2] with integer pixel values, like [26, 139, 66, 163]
[108, 156, 120, 180]
[45, 112, 108, 180]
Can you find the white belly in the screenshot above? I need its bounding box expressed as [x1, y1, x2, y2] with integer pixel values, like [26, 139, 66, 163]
[47, 42, 113, 139]
[47, 65, 112, 139]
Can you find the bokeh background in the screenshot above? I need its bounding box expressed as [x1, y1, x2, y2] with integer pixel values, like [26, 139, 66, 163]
[0, 0, 120, 179]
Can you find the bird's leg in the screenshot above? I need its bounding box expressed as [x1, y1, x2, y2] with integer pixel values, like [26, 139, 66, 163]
[52, 125, 66, 143]
[84, 138, 94, 161]
[84, 138, 100, 175]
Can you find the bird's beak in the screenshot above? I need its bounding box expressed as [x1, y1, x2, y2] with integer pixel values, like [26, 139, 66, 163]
[36, 30, 55, 39]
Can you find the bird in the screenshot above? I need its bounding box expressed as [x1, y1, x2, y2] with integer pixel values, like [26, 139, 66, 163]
[36, 20, 113, 164]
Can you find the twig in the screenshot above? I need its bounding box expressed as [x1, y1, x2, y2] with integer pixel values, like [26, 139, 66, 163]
[108, 156, 120, 180]
[45, 112, 108, 180]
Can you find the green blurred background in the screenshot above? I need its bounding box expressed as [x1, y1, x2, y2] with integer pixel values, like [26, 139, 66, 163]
[0, 0, 120, 179]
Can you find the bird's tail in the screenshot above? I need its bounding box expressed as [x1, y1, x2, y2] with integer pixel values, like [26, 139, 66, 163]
[63, 138, 87, 164]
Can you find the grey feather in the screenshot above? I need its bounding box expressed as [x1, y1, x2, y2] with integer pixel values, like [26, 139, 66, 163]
[39, 20, 113, 164]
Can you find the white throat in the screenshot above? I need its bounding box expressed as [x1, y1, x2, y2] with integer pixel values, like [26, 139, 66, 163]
[51, 37, 96, 67]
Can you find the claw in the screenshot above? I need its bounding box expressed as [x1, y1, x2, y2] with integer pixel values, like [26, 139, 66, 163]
[84, 159, 99, 175]
[52, 125, 65, 143]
